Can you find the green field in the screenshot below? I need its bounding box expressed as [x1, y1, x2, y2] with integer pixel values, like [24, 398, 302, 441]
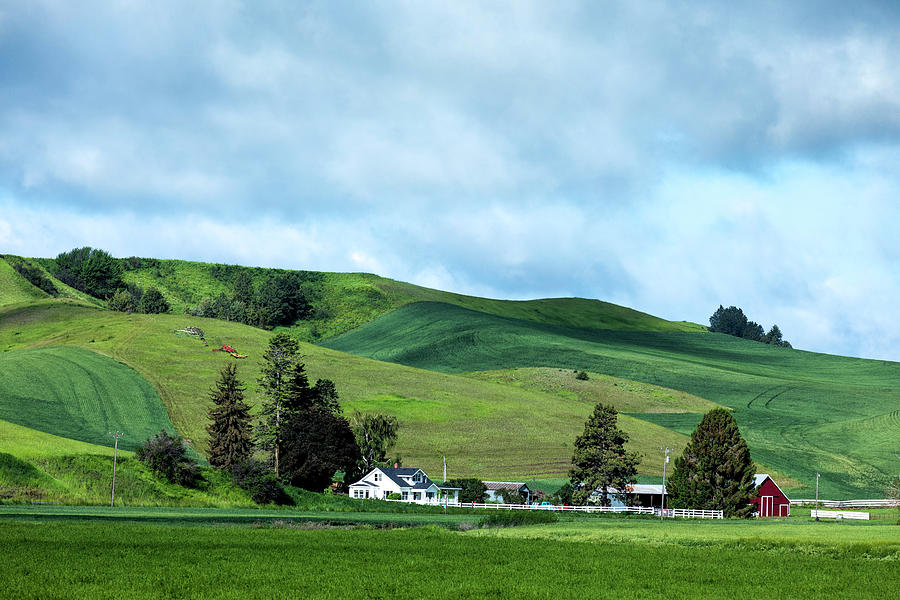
[0, 257, 49, 306]
[0, 345, 176, 452]
[0, 507, 897, 599]
[325, 302, 900, 498]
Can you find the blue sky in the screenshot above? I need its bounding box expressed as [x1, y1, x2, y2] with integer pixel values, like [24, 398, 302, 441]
[2, 1, 900, 360]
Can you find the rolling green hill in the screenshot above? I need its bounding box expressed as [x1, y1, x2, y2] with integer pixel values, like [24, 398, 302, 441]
[112, 258, 702, 341]
[325, 302, 900, 498]
[0, 300, 704, 484]
[2, 255, 897, 499]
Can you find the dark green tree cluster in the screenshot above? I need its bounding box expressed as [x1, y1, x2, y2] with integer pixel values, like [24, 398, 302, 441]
[108, 284, 169, 314]
[190, 270, 311, 329]
[708, 305, 791, 348]
[203, 332, 391, 501]
[569, 403, 640, 506]
[52, 247, 123, 298]
[666, 408, 756, 518]
[4, 256, 59, 296]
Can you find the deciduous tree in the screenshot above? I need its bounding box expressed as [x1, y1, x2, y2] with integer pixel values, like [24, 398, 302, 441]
[351, 411, 399, 473]
[569, 403, 640, 506]
[666, 408, 756, 517]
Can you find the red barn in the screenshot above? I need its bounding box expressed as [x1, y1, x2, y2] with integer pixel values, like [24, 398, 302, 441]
[750, 474, 791, 517]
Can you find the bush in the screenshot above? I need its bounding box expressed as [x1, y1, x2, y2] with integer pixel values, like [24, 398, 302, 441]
[387, 492, 401, 500]
[230, 460, 292, 505]
[138, 287, 169, 314]
[108, 289, 137, 313]
[479, 510, 557, 528]
[136, 430, 201, 488]
[575, 371, 589, 381]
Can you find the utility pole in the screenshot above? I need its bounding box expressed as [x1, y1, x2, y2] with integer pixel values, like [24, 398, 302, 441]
[660, 447, 670, 520]
[814, 472, 820, 521]
[110, 431, 124, 507]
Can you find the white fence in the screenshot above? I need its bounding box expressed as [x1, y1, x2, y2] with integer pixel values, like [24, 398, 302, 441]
[810, 509, 870, 520]
[790, 499, 898, 508]
[384, 499, 722, 519]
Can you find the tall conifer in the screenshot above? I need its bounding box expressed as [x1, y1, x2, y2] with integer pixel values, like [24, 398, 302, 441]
[667, 408, 756, 517]
[569, 403, 640, 506]
[207, 363, 252, 470]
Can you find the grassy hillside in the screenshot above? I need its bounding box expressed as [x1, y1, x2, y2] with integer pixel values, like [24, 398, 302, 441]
[113, 258, 702, 341]
[325, 302, 900, 498]
[0, 257, 49, 306]
[0, 346, 176, 452]
[0, 300, 703, 482]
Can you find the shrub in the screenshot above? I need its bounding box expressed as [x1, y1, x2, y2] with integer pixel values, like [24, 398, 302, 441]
[575, 371, 589, 381]
[138, 287, 170, 314]
[136, 430, 201, 488]
[479, 510, 557, 528]
[387, 492, 401, 500]
[108, 289, 137, 313]
[230, 460, 292, 505]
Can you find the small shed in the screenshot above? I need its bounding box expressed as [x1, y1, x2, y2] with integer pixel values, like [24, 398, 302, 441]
[483, 481, 531, 504]
[750, 474, 790, 517]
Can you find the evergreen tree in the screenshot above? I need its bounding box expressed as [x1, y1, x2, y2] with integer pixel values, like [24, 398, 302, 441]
[569, 403, 640, 506]
[256, 332, 299, 477]
[666, 408, 756, 517]
[207, 363, 253, 470]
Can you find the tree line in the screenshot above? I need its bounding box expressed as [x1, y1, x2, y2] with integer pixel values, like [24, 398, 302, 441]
[46, 247, 317, 327]
[137, 332, 399, 503]
[187, 269, 312, 330]
[708, 305, 791, 348]
[48, 247, 170, 314]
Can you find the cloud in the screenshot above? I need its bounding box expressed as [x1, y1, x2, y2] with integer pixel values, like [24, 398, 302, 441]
[2, 1, 900, 360]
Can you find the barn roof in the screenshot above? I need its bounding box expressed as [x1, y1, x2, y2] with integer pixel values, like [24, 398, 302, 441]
[483, 481, 529, 491]
[753, 474, 790, 500]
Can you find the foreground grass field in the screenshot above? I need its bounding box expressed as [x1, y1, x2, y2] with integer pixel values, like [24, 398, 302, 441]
[0, 508, 897, 599]
[326, 302, 900, 498]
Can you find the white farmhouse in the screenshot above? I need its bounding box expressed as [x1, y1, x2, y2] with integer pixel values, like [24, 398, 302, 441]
[348, 467, 460, 504]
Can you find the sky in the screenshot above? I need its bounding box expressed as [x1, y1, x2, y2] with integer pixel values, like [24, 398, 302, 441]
[2, 1, 900, 360]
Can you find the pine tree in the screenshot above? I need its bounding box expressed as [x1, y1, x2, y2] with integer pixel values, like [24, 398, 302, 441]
[255, 333, 299, 477]
[569, 403, 640, 506]
[206, 363, 252, 470]
[666, 408, 756, 517]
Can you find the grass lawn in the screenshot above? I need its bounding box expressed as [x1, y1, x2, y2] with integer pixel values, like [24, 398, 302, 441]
[0, 509, 897, 599]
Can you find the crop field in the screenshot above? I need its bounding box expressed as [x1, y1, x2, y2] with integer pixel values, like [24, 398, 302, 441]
[0, 345, 175, 452]
[325, 302, 900, 498]
[0, 508, 897, 599]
